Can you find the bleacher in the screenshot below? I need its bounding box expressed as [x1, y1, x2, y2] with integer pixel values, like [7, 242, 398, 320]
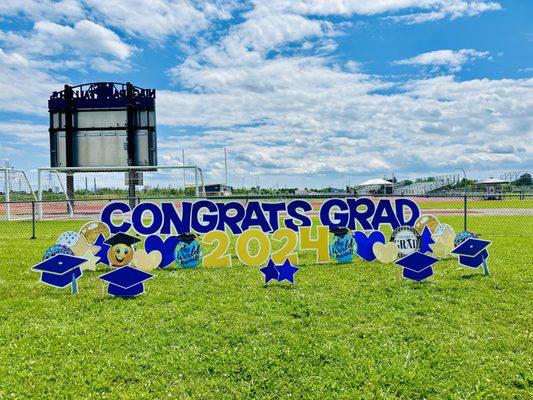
[393, 174, 460, 196]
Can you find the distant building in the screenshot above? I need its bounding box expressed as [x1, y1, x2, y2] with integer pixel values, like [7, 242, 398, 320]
[357, 178, 394, 195]
[204, 184, 233, 197]
[479, 177, 508, 199]
[324, 187, 345, 193]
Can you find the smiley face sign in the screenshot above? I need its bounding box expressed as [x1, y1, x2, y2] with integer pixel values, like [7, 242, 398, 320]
[108, 243, 134, 267]
[104, 233, 141, 267]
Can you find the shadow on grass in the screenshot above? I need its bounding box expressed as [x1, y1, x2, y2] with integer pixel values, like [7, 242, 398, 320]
[459, 272, 485, 280]
[262, 283, 297, 290]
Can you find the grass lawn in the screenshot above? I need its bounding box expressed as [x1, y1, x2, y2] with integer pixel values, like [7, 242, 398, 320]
[418, 198, 533, 210]
[0, 216, 532, 399]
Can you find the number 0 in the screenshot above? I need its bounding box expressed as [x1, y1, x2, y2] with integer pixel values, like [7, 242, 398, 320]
[236, 229, 271, 266]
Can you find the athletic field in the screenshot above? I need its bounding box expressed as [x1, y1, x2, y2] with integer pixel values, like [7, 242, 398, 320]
[0, 203, 532, 398]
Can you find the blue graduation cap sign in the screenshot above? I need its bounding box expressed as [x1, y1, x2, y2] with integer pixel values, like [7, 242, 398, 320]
[99, 266, 154, 298]
[395, 251, 439, 282]
[32, 254, 86, 289]
[451, 238, 491, 273]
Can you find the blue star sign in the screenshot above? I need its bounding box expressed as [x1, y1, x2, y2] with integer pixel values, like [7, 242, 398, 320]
[260, 259, 279, 283]
[99, 266, 154, 298]
[395, 251, 439, 282]
[451, 238, 491, 274]
[276, 259, 299, 283]
[32, 254, 86, 289]
[260, 259, 298, 284]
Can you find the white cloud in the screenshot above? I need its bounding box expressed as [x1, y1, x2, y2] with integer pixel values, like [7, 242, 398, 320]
[0, 48, 28, 67]
[0, 121, 49, 163]
[0, 48, 63, 114]
[0, 121, 49, 148]
[0, 20, 135, 74]
[1, 20, 133, 61]
[85, 0, 241, 41]
[157, 65, 533, 181]
[388, 1, 501, 23]
[396, 49, 489, 71]
[0, 0, 84, 22]
[253, 0, 501, 22]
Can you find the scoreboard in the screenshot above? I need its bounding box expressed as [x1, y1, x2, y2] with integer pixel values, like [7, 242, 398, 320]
[48, 82, 157, 169]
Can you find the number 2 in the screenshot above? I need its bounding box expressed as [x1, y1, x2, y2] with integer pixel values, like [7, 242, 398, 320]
[202, 231, 232, 267]
[271, 228, 299, 265]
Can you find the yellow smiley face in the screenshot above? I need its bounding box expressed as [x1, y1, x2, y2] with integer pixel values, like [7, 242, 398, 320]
[107, 243, 134, 267]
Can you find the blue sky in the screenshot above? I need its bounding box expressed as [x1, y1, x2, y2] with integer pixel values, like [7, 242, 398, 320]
[0, 0, 531, 188]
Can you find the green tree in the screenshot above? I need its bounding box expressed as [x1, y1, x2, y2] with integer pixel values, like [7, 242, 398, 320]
[514, 173, 532, 186]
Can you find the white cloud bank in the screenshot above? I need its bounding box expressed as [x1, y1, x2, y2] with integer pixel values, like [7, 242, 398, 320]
[1, 0, 529, 186]
[156, 1, 529, 182]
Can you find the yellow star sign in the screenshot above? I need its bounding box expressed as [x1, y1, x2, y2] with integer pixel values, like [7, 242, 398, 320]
[430, 226, 455, 259]
[69, 235, 99, 257]
[79, 250, 99, 271]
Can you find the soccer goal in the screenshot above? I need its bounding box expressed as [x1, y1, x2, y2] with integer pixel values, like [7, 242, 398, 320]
[1, 162, 37, 221]
[36, 165, 206, 220]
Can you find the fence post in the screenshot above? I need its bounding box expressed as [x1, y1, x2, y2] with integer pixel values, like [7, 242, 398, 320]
[31, 201, 36, 239]
[194, 168, 199, 197]
[4, 161, 10, 221]
[37, 169, 43, 220]
[463, 194, 467, 231]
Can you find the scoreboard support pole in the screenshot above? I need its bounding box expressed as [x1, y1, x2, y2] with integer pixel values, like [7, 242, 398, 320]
[126, 82, 137, 209]
[64, 84, 75, 213]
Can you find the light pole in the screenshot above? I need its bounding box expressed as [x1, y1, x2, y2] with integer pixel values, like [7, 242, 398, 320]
[456, 168, 467, 231]
[224, 147, 228, 186]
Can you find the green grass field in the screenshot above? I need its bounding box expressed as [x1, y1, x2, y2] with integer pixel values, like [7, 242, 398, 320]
[0, 215, 532, 399]
[418, 198, 533, 210]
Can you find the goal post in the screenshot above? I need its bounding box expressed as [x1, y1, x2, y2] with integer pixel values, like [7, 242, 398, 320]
[36, 165, 205, 220]
[1, 162, 36, 221]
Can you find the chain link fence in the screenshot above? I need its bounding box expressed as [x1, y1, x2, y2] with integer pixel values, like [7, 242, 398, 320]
[0, 194, 531, 242]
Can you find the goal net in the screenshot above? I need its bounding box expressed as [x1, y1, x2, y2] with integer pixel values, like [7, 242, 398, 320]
[0, 166, 36, 221]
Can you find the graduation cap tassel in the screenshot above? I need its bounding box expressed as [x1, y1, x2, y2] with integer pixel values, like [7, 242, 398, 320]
[71, 273, 78, 294]
[481, 255, 490, 276]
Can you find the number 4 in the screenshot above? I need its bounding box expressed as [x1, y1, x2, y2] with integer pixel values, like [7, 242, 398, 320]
[299, 226, 330, 263]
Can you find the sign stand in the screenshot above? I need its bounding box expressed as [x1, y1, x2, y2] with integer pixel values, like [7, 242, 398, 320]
[395, 268, 402, 283]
